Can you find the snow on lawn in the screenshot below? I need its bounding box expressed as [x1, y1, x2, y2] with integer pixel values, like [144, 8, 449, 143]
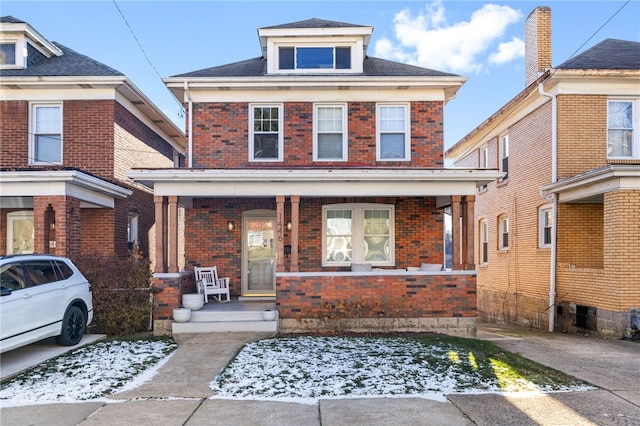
[210, 336, 593, 403]
[0, 338, 177, 407]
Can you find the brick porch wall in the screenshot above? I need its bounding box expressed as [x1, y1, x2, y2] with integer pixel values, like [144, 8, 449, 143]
[276, 272, 477, 336]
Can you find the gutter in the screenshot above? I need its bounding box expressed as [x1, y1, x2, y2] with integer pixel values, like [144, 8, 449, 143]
[184, 82, 193, 168]
[538, 81, 558, 333]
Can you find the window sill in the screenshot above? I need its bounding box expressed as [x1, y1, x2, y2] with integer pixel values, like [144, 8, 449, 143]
[498, 248, 509, 252]
[496, 179, 509, 188]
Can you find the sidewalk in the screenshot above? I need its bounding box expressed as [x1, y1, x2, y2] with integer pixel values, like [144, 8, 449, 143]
[1, 326, 639, 425]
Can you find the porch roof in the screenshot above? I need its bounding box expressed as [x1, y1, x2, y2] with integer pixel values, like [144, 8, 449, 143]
[127, 168, 503, 197]
[0, 170, 132, 208]
[540, 164, 640, 203]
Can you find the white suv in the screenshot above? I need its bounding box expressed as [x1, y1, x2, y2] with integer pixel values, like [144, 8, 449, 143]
[0, 254, 94, 353]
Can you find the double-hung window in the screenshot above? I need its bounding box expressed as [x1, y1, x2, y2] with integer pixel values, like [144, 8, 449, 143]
[0, 42, 16, 66]
[500, 134, 509, 180]
[30, 103, 62, 165]
[479, 219, 488, 264]
[377, 104, 410, 161]
[539, 206, 553, 248]
[249, 104, 283, 161]
[314, 104, 347, 161]
[323, 204, 394, 267]
[607, 99, 637, 158]
[499, 216, 509, 250]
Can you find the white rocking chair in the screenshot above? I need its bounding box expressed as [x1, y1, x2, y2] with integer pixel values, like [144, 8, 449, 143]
[195, 266, 230, 303]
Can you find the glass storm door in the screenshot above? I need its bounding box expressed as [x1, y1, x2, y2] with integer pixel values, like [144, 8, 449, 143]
[242, 212, 276, 296]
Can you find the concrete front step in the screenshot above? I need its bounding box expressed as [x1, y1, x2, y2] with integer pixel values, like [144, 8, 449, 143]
[172, 309, 278, 334]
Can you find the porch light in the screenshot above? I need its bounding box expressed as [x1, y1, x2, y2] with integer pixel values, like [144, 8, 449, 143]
[287, 221, 292, 231]
[227, 221, 235, 231]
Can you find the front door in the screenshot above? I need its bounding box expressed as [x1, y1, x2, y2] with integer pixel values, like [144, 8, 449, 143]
[242, 210, 276, 297]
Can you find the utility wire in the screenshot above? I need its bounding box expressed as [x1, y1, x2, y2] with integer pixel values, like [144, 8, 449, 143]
[111, 0, 184, 116]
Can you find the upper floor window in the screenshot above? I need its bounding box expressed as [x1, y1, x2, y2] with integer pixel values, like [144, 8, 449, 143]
[377, 104, 410, 161]
[499, 216, 509, 250]
[279, 46, 351, 70]
[0, 42, 16, 66]
[480, 146, 489, 168]
[30, 103, 62, 165]
[249, 104, 283, 162]
[323, 203, 394, 267]
[314, 104, 347, 161]
[479, 219, 488, 264]
[539, 205, 553, 248]
[608, 100, 637, 158]
[500, 134, 509, 180]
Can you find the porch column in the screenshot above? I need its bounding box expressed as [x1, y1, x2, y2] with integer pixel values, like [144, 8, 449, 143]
[463, 195, 475, 270]
[154, 196, 167, 273]
[276, 195, 285, 272]
[168, 196, 179, 273]
[451, 195, 462, 270]
[290, 195, 300, 272]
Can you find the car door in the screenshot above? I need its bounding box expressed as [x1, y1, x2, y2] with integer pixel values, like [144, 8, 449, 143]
[0, 262, 35, 350]
[24, 260, 67, 336]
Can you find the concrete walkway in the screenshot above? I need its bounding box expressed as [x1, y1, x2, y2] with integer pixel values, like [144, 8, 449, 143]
[1, 326, 639, 425]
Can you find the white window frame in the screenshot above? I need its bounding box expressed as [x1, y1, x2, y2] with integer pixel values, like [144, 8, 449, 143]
[479, 219, 488, 264]
[499, 216, 509, 250]
[607, 99, 638, 159]
[29, 102, 63, 165]
[480, 146, 489, 168]
[377, 103, 411, 161]
[268, 41, 362, 74]
[128, 212, 139, 249]
[249, 103, 283, 162]
[500, 134, 509, 180]
[322, 203, 395, 267]
[538, 205, 553, 248]
[313, 103, 348, 161]
[0, 40, 18, 67]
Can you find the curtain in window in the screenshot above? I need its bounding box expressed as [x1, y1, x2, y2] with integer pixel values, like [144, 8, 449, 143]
[608, 101, 633, 157]
[325, 210, 352, 262]
[363, 210, 390, 262]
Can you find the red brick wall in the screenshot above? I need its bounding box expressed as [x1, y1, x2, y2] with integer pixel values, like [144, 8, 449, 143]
[0, 101, 28, 166]
[189, 101, 444, 168]
[277, 273, 477, 318]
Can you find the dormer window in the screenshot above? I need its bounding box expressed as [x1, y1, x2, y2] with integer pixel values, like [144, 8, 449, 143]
[0, 42, 16, 65]
[279, 46, 351, 70]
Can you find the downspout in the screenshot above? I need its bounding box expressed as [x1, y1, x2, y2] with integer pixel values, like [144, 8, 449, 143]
[539, 82, 557, 332]
[184, 81, 193, 168]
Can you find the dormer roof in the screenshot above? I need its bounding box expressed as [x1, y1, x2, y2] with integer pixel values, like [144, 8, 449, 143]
[0, 15, 63, 68]
[557, 38, 640, 70]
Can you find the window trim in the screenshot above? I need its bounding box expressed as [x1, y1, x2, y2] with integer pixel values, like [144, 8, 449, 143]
[248, 103, 283, 162]
[538, 205, 553, 248]
[376, 103, 411, 162]
[0, 40, 18, 67]
[607, 98, 638, 159]
[500, 134, 509, 180]
[480, 146, 489, 168]
[498, 215, 509, 250]
[29, 102, 63, 165]
[322, 203, 395, 267]
[479, 219, 488, 264]
[6, 211, 34, 255]
[274, 45, 356, 73]
[313, 103, 348, 162]
[128, 212, 139, 251]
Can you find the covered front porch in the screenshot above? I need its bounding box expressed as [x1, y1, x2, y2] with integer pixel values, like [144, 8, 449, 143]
[129, 167, 502, 336]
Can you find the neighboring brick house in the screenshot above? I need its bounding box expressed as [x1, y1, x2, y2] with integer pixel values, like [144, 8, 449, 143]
[129, 18, 501, 336]
[446, 7, 640, 337]
[0, 16, 185, 261]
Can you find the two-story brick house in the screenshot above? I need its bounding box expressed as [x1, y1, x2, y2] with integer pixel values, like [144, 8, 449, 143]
[446, 7, 640, 337]
[129, 18, 502, 336]
[0, 16, 185, 261]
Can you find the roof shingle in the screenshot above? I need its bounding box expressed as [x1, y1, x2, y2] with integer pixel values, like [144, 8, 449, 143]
[557, 38, 640, 70]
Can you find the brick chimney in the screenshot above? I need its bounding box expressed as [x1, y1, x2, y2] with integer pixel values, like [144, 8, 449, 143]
[525, 6, 552, 86]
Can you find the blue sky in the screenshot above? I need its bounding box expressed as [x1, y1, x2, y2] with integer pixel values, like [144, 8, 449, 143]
[2, 1, 639, 149]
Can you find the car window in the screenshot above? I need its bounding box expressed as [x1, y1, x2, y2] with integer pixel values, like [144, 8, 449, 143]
[25, 261, 57, 286]
[53, 260, 74, 280]
[0, 263, 27, 291]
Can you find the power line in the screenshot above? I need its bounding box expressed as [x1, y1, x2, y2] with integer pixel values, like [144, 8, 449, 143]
[111, 0, 184, 116]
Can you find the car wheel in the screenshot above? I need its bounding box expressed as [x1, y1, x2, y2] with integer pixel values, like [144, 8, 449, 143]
[56, 306, 86, 346]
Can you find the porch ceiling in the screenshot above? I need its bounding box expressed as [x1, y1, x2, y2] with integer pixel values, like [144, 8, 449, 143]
[127, 168, 503, 197]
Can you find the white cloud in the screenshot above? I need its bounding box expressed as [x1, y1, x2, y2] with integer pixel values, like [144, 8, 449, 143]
[374, 1, 524, 74]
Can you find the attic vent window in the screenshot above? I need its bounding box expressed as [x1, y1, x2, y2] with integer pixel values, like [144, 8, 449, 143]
[279, 46, 351, 71]
[0, 43, 16, 65]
